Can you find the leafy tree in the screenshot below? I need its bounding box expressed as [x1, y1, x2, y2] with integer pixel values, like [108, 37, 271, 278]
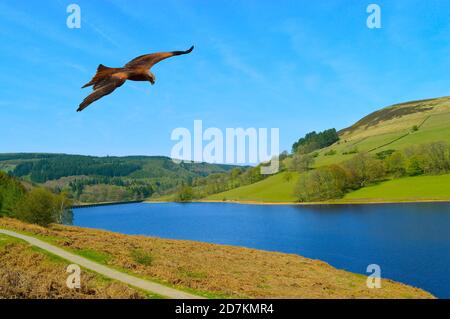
[14, 188, 72, 227]
[342, 153, 385, 187]
[230, 168, 242, 179]
[175, 185, 194, 202]
[289, 153, 315, 173]
[420, 142, 450, 174]
[406, 155, 425, 176]
[385, 151, 406, 177]
[279, 151, 289, 161]
[0, 172, 25, 217]
[295, 165, 349, 202]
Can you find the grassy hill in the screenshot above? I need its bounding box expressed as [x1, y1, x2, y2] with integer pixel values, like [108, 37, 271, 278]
[207, 173, 450, 204]
[206, 171, 299, 202]
[315, 96, 450, 167]
[340, 173, 450, 203]
[206, 96, 450, 203]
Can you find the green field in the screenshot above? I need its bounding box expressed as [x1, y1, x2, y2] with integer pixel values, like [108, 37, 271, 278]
[206, 173, 450, 204]
[339, 174, 450, 203]
[206, 171, 299, 202]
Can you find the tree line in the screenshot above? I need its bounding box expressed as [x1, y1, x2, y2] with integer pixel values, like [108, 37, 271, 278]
[68, 177, 154, 200]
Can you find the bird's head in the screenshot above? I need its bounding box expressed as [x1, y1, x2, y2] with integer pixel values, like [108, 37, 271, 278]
[148, 72, 156, 85]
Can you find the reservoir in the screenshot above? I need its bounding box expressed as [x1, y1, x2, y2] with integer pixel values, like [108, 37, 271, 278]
[73, 202, 450, 298]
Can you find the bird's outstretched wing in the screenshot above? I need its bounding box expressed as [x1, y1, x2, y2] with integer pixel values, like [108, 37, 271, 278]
[125, 45, 194, 70]
[77, 77, 125, 112]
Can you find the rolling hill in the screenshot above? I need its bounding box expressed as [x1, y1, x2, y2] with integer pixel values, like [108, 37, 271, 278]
[0, 153, 243, 203]
[206, 96, 450, 203]
[314, 96, 450, 167]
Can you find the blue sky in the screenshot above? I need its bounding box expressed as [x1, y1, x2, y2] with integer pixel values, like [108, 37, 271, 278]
[1, 0, 449, 159]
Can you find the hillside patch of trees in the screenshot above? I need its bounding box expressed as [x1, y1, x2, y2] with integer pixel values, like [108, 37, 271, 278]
[292, 129, 339, 154]
[295, 141, 450, 202]
[13, 156, 142, 183]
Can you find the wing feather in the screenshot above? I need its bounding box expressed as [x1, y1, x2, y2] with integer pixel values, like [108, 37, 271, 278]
[125, 46, 194, 70]
[77, 78, 125, 112]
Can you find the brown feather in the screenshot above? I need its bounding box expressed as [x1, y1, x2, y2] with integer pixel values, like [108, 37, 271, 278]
[77, 78, 125, 112]
[124, 46, 194, 70]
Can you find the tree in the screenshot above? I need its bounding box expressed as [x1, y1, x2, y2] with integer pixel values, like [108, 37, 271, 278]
[289, 153, 315, 173]
[342, 153, 385, 187]
[0, 172, 25, 217]
[385, 151, 406, 177]
[14, 188, 73, 227]
[420, 142, 450, 174]
[295, 165, 349, 202]
[279, 151, 289, 161]
[175, 185, 194, 202]
[230, 168, 242, 179]
[406, 155, 425, 176]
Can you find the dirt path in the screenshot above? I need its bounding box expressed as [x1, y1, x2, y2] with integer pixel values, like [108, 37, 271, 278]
[0, 229, 203, 299]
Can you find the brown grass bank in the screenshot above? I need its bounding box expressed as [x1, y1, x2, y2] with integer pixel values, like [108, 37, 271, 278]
[0, 218, 434, 299]
[0, 233, 144, 299]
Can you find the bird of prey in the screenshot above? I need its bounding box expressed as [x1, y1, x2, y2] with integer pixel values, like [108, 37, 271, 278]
[77, 45, 194, 112]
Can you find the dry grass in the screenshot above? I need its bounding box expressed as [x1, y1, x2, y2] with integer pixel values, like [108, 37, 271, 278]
[0, 234, 145, 299]
[0, 218, 434, 299]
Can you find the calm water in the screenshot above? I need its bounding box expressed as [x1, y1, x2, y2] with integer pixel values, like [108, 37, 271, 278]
[73, 202, 450, 298]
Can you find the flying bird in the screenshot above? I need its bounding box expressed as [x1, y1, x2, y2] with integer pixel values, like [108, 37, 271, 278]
[77, 46, 194, 112]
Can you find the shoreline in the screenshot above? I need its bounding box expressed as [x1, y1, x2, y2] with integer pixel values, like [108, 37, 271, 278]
[0, 218, 436, 299]
[146, 198, 450, 206]
[72, 200, 144, 209]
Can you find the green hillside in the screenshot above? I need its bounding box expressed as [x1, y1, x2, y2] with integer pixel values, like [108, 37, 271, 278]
[315, 96, 450, 167]
[206, 173, 450, 204]
[0, 153, 241, 203]
[206, 96, 450, 203]
[340, 174, 450, 203]
[206, 171, 299, 202]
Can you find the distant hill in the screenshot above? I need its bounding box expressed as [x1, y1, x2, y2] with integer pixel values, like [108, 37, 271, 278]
[206, 96, 450, 203]
[0, 153, 242, 203]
